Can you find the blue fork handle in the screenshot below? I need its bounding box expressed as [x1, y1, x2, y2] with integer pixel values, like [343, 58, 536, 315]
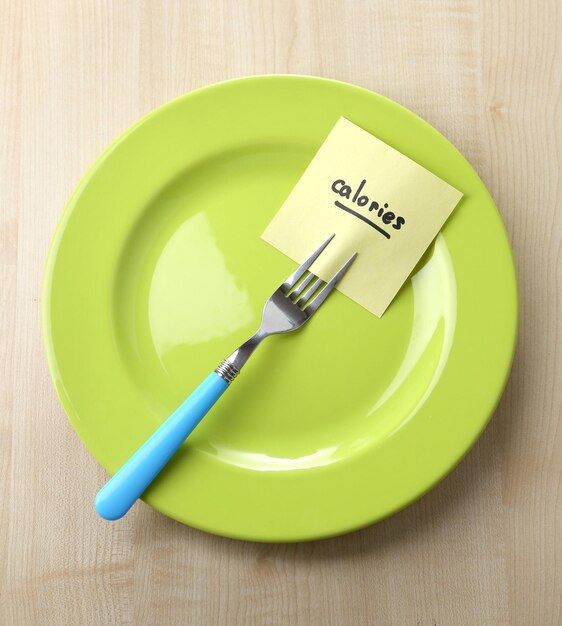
[94, 372, 229, 520]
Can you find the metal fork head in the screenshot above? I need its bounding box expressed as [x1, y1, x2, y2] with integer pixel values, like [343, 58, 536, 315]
[260, 234, 357, 335]
[217, 235, 357, 381]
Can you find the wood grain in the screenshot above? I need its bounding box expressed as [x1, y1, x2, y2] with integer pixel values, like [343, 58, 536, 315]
[1, 0, 560, 624]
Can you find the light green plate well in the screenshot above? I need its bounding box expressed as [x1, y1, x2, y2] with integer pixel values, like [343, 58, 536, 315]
[42, 76, 518, 542]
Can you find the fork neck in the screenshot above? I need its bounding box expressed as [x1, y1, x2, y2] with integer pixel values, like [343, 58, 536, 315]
[215, 329, 269, 383]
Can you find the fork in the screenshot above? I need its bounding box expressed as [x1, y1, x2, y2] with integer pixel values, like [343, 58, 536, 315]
[94, 234, 356, 520]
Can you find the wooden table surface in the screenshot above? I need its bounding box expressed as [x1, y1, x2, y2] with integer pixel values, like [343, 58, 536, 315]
[1, 1, 560, 624]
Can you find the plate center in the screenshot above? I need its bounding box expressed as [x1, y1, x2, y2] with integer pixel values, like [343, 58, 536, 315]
[113, 145, 456, 471]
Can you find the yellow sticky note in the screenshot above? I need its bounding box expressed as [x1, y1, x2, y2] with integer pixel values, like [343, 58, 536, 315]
[262, 117, 463, 316]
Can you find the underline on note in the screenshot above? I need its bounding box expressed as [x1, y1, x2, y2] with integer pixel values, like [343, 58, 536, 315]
[334, 201, 391, 239]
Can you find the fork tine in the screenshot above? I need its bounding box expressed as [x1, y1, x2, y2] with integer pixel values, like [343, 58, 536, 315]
[289, 272, 316, 301]
[280, 234, 335, 294]
[296, 276, 324, 307]
[304, 252, 358, 315]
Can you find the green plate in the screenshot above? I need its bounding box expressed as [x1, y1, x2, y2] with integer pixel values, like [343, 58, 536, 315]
[42, 76, 518, 542]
